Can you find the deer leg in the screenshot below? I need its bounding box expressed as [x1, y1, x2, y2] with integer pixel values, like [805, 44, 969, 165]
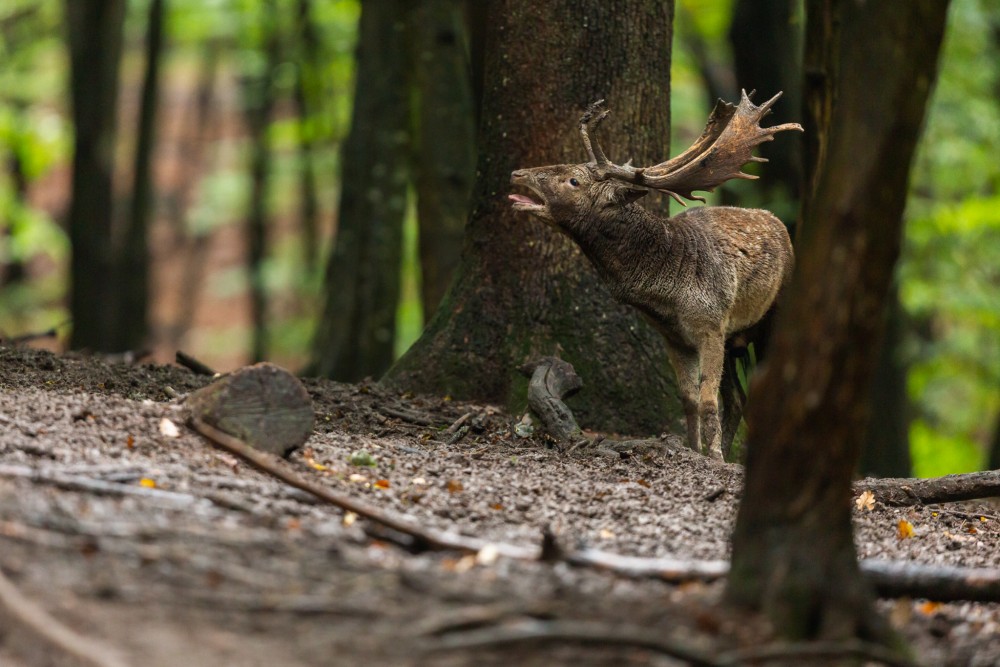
[665, 345, 702, 452]
[698, 333, 727, 460]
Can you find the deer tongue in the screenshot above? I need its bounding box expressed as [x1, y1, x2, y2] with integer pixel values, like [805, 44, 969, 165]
[508, 193, 540, 205]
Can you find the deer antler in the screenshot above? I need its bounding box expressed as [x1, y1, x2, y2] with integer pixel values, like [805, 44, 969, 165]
[579, 90, 803, 205]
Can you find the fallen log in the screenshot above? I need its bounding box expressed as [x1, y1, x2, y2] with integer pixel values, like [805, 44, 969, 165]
[519, 357, 585, 446]
[855, 470, 1000, 506]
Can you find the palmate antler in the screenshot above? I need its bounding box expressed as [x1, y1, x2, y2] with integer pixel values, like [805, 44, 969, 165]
[580, 90, 803, 205]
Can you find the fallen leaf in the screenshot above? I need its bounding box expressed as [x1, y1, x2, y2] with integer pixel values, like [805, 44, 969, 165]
[636, 479, 651, 488]
[411, 477, 428, 486]
[599, 529, 615, 539]
[917, 601, 942, 615]
[126, 435, 135, 449]
[373, 479, 390, 490]
[343, 512, 357, 527]
[307, 458, 328, 471]
[348, 473, 368, 483]
[447, 480, 464, 494]
[897, 519, 915, 539]
[490, 503, 503, 510]
[855, 490, 876, 512]
[965, 525, 978, 534]
[158, 418, 180, 438]
[349, 450, 377, 467]
[139, 478, 156, 489]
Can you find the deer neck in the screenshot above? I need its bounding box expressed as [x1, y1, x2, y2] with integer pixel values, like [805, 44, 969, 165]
[565, 205, 673, 294]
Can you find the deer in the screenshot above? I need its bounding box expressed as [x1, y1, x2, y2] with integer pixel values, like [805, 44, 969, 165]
[508, 90, 801, 460]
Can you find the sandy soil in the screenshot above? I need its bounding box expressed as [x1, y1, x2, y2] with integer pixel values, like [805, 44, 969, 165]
[0, 345, 998, 666]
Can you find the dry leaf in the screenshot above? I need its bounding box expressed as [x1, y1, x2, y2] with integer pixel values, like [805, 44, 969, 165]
[965, 524, 978, 534]
[599, 529, 615, 539]
[897, 519, 915, 539]
[411, 477, 428, 486]
[855, 490, 875, 512]
[139, 478, 156, 489]
[490, 503, 503, 511]
[636, 479, 651, 488]
[348, 473, 368, 483]
[343, 512, 357, 527]
[158, 418, 180, 438]
[126, 434, 135, 449]
[373, 479, 390, 490]
[446, 480, 464, 494]
[917, 601, 942, 615]
[307, 458, 328, 471]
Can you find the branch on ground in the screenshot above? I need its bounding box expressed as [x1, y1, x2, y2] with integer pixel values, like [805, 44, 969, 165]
[855, 470, 1000, 506]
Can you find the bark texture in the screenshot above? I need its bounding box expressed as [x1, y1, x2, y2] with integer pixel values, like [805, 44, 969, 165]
[385, 0, 681, 435]
[65, 0, 126, 351]
[310, 0, 410, 381]
[727, 0, 950, 643]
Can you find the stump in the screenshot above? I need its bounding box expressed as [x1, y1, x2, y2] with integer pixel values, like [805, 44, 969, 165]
[185, 363, 314, 456]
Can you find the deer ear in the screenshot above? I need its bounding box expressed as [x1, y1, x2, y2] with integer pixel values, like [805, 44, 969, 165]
[612, 185, 648, 205]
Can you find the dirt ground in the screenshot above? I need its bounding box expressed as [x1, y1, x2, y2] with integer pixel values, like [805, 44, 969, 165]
[0, 345, 998, 666]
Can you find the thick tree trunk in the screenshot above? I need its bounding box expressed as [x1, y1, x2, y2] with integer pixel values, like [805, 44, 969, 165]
[406, 0, 476, 317]
[727, 0, 949, 644]
[116, 0, 165, 353]
[65, 0, 126, 351]
[384, 0, 681, 435]
[310, 0, 410, 381]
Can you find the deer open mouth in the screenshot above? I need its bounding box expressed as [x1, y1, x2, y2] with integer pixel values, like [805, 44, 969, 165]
[508, 192, 544, 209]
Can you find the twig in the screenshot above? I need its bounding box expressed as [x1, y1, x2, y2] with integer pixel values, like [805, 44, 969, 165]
[190, 419, 1000, 603]
[377, 404, 440, 427]
[422, 618, 721, 667]
[717, 639, 916, 667]
[0, 564, 128, 667]
[444, 412, 473, 435]
[175, 350, 218, 376]
[190, 416, 535, 559]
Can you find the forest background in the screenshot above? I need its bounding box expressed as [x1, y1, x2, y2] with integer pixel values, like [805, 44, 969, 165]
[0, 0, 997, 477]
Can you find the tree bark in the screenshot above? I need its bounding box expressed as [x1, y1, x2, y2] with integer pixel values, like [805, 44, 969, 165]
[310, 0, 410, 381]
[384, 0, 681, 436]
[294, 0, 322, 274]
[116, 0, 165, 353]
[65, 0, 127, 351]
[727, 0, 950, 644]
[406, 0, 477, 317]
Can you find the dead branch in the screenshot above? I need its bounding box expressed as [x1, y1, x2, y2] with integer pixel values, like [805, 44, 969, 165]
[856, 470, 1000, 506]
[175, 350, 218, 376]
[377, 404, 441, 427]
[0, 464, 203, 508]
[422, 618, 721, 667]
[862, 560, 1000, 603]
[0, 564, 128, 667]
[566, 548, 728, 582]
[190, 417, 536, 559]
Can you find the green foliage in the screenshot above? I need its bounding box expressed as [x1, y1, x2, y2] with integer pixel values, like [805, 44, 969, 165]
[900, 0, 1000, 474]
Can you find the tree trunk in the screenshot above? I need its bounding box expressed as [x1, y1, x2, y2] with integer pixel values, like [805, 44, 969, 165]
[727, 0, 949, 644]
[116, 0, 165, 353]
[242, 0, 280, 363]
[65, 0, 126, 351]
[406, 0, 477, 317]
[860, 282, 913, 477]
[310, 0, 410, 381]
[384, 0, 681, 435]
[728, 0, 804, 217]
[294, 0, 322, 274]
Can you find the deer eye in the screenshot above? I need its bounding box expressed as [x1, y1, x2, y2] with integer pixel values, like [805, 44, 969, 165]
[569, 178, 580, 187]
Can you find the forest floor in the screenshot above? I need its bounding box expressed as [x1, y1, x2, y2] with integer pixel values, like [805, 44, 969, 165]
[0, 345, 998, 667]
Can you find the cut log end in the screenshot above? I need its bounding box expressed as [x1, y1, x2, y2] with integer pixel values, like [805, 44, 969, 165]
[185, 362, 314, 457]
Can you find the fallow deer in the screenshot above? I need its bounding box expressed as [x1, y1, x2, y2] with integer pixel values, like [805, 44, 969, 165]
[509, 91, 801, 460]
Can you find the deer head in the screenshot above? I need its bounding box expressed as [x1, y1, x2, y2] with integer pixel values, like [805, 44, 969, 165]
[509, 90, 803, 226]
